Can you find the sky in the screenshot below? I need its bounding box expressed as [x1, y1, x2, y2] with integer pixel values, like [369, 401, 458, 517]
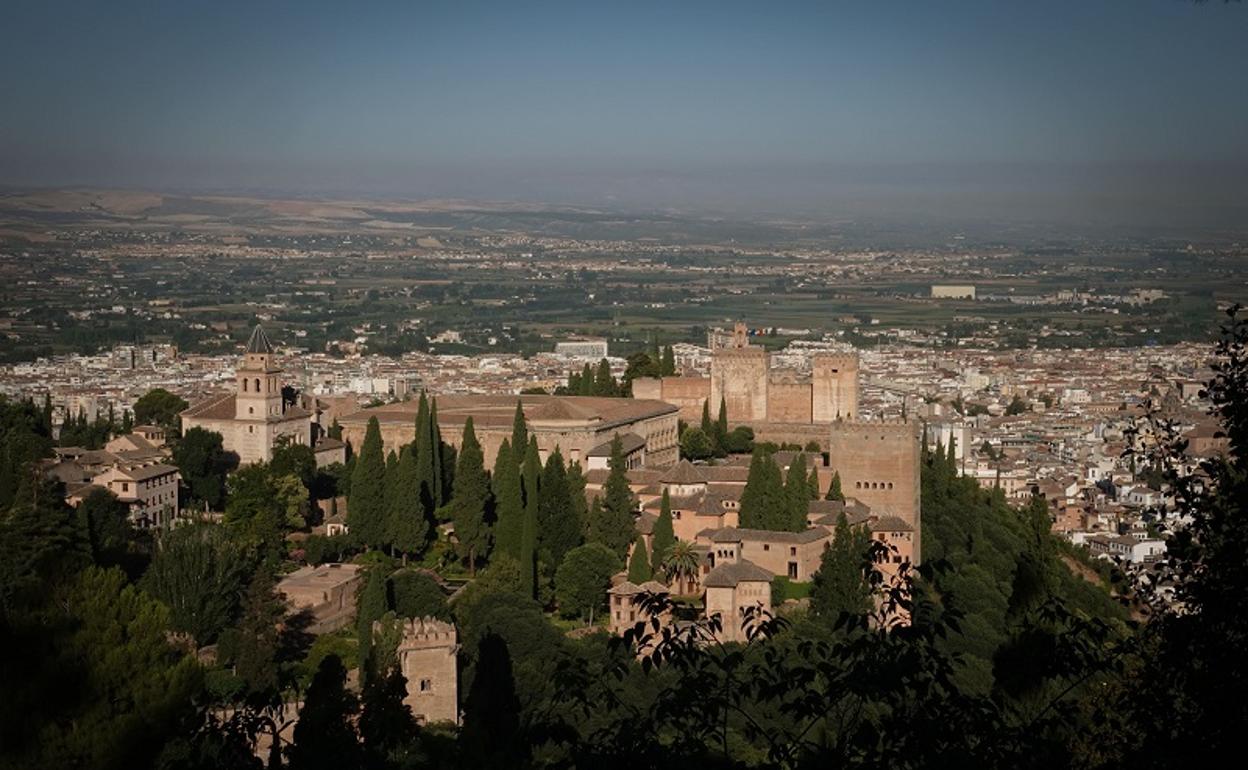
[2, 0, 1246, 226]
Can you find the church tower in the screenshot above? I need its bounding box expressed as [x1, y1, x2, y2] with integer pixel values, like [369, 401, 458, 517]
[235, 325, 283, 420]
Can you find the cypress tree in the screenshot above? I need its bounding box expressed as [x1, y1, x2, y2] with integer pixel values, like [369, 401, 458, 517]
[700, 400, 713, 437]
[448, 417, 492, 574]
[413, 393, 437, 519]
[510, 401, 528, 461]
[588, 434, 637, 558]
[662, 345, 676, 376]
[947, 434, 958, 477]
[565, 459, 590, 538]
[385, 446, 428, 561]
[519, 437, 541, 598]
[430, 398, 446, 506]
[826, 470, 845, 501]
[382, 449, 399, 528]
[810, 513, 873, 623]
[784, 454, 811, 531]
[460, 633, 522, 768]
[491, 439, 523, 559]
[578, 364, 594, 396]
[714, 396, 729, 455]
[808, 464, 821, 500]
[288, 654, 362, 770]
[738, 452, 768, 528]
[651, 489, 676, 571]
[536, 447, 581, 574]
[627, 534, 651, 583]
[593, 358, 615, 396]
[348, 416, 386, 549]
[356, 567, 389, 678]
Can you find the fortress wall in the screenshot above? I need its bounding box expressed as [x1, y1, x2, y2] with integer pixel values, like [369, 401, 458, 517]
[658, 376, 712, 423]
[766, 382, 813, 423]
[827, 419, 922, 562]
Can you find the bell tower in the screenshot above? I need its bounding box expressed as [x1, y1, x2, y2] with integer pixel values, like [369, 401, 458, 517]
[236, 325, 283, 420]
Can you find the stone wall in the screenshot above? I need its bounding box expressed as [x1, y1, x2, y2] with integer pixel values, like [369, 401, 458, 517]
[766, 382, 813, 423]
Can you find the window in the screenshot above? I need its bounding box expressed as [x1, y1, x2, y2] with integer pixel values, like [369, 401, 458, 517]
[419, 678, 433, 693]
[249, 407, 254, 414]
[122, 482, 129, 492]
[788, 562, 798, 579]
[763, 544, 770, 551]
[242, 379, 248, 392]
[790, 546, 797, 556]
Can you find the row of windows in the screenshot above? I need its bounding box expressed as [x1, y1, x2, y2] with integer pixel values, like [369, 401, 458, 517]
[856, 480, 895, 490]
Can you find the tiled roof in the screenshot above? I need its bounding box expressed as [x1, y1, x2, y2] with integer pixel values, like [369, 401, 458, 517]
[704, 559, 773, 588]
[246, 325, 275, 354]
[588, 431, 646, 456]
[705, 526, 832, 544]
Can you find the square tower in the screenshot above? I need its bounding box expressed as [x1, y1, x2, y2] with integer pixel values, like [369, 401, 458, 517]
[396, 617, 460, 726]
[812, 352, 859, 422]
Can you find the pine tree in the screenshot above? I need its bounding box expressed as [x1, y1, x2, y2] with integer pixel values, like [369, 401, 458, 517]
[348, 417, 386, 549]
[651, 489, 676, 571]
[356, 567, 389, 680]
[825, 470, 845, 501]
[447, 417, 492, 574]
[808, 464, 821, 500]
[537, 447, 581, 574]
[288, 655, 362, 770]
[588, 434, 637, 558]
[385, 446, 428, 562]
[627, 534, 651, 583]
[784, 453, 811, 531]
[519, 437, 541, 599]
[510, 401, 528, 460]
[491, 439, 524, 559]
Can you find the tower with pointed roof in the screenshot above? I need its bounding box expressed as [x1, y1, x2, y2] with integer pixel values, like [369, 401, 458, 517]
[235, 325, 284, 421]
[181, 324, 318, 466]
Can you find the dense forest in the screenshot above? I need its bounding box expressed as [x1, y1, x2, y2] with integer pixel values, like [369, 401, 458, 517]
[1, 309, 1246, 769]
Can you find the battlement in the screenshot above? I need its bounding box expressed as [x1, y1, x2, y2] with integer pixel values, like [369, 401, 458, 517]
[395, 616, 458, 649]
[714, 346, 768, 360]
[812, 352, 859, 367]
[828, 418, 920, 442]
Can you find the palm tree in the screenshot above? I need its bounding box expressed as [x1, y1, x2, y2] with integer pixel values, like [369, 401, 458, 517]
[662, 540, 701, 596]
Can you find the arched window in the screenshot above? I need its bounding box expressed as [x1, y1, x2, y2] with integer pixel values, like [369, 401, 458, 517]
[242, 379, 248, 392]
[254, 378, 261, 392]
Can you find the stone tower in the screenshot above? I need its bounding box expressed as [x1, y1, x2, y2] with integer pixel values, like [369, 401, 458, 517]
[812, 352, 859, 422]
[711, 346, 770, 424]
[826, 419, 922, 563]
[396, 617, 460, 726]
[235, 325, 283, 420]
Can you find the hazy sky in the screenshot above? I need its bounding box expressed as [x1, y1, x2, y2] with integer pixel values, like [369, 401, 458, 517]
[2, 0, 1246, 224]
